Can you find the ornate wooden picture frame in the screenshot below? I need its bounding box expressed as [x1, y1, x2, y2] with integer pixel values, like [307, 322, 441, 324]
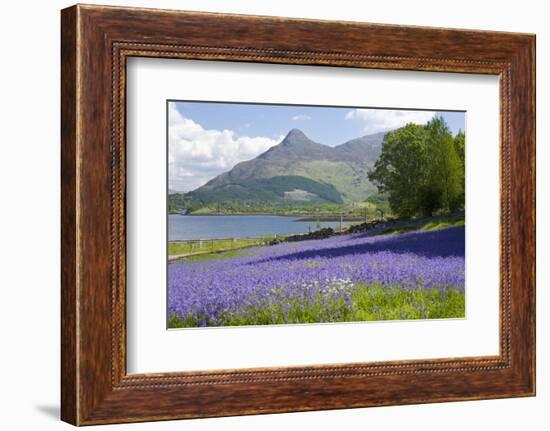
[61, 4, 535, 425]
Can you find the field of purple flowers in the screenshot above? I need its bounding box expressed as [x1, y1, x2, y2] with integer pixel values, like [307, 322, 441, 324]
[168, 226, 465, 328]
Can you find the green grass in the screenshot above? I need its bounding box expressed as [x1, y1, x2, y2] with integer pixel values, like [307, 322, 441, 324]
[168, 283, 465, 328]
[178, 249, 248, 262]
[421, 218, 464, 231]
[168, 236, 278, 256]
[381, 217, 464, 235]
[381, 226, 417, 235]
[349, 283, 464, 321]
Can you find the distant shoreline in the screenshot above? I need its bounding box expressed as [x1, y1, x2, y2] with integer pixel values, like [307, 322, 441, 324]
[296, 216, 364, 222]
[168, 212, 363, 222]
[169, 212, 295, 217]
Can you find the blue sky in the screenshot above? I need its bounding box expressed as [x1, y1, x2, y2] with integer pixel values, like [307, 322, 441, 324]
[173, 101, 464, 146]
[168, 101, 465, 192]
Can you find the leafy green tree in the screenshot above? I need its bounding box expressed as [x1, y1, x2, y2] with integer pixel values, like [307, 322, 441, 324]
[454, 130, 465, 166]
[453, 130, 466, 209]
[368, 116, 465, 218]
[368, 124, 429, 218]
[425, 117, 463, 213]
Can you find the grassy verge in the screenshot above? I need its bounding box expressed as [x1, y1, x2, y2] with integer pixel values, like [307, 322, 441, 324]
[421, 218, 464, 231]
[168, 236, 278, 256]
[180, 249, 248, 262]
[381, 216, 464, 235]
[168, 283, 465, 328]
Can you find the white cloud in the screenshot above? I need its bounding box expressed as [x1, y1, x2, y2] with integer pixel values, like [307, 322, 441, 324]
[169, 104, 281, 192]
[345, 109, 435, 134]
[292, 114, 312, 121]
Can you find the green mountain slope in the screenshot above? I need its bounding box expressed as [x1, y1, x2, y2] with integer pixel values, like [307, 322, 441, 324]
[190, 175, 343, 206]
[172, 128, 385, 211]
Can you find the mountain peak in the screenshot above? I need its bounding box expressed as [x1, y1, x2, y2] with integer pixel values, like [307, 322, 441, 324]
[190, 129, 386, 202]
[256, 128, 330, 162]
[282, 128, 309, 145]
[332, 132, 385, 162]
[286, 128, 306, 136]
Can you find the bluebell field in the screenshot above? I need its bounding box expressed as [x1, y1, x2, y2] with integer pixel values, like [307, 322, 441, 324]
[168, 226, 465, 328]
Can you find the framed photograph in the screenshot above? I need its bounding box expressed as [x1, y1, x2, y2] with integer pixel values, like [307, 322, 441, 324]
[61, 4, 535, 425]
